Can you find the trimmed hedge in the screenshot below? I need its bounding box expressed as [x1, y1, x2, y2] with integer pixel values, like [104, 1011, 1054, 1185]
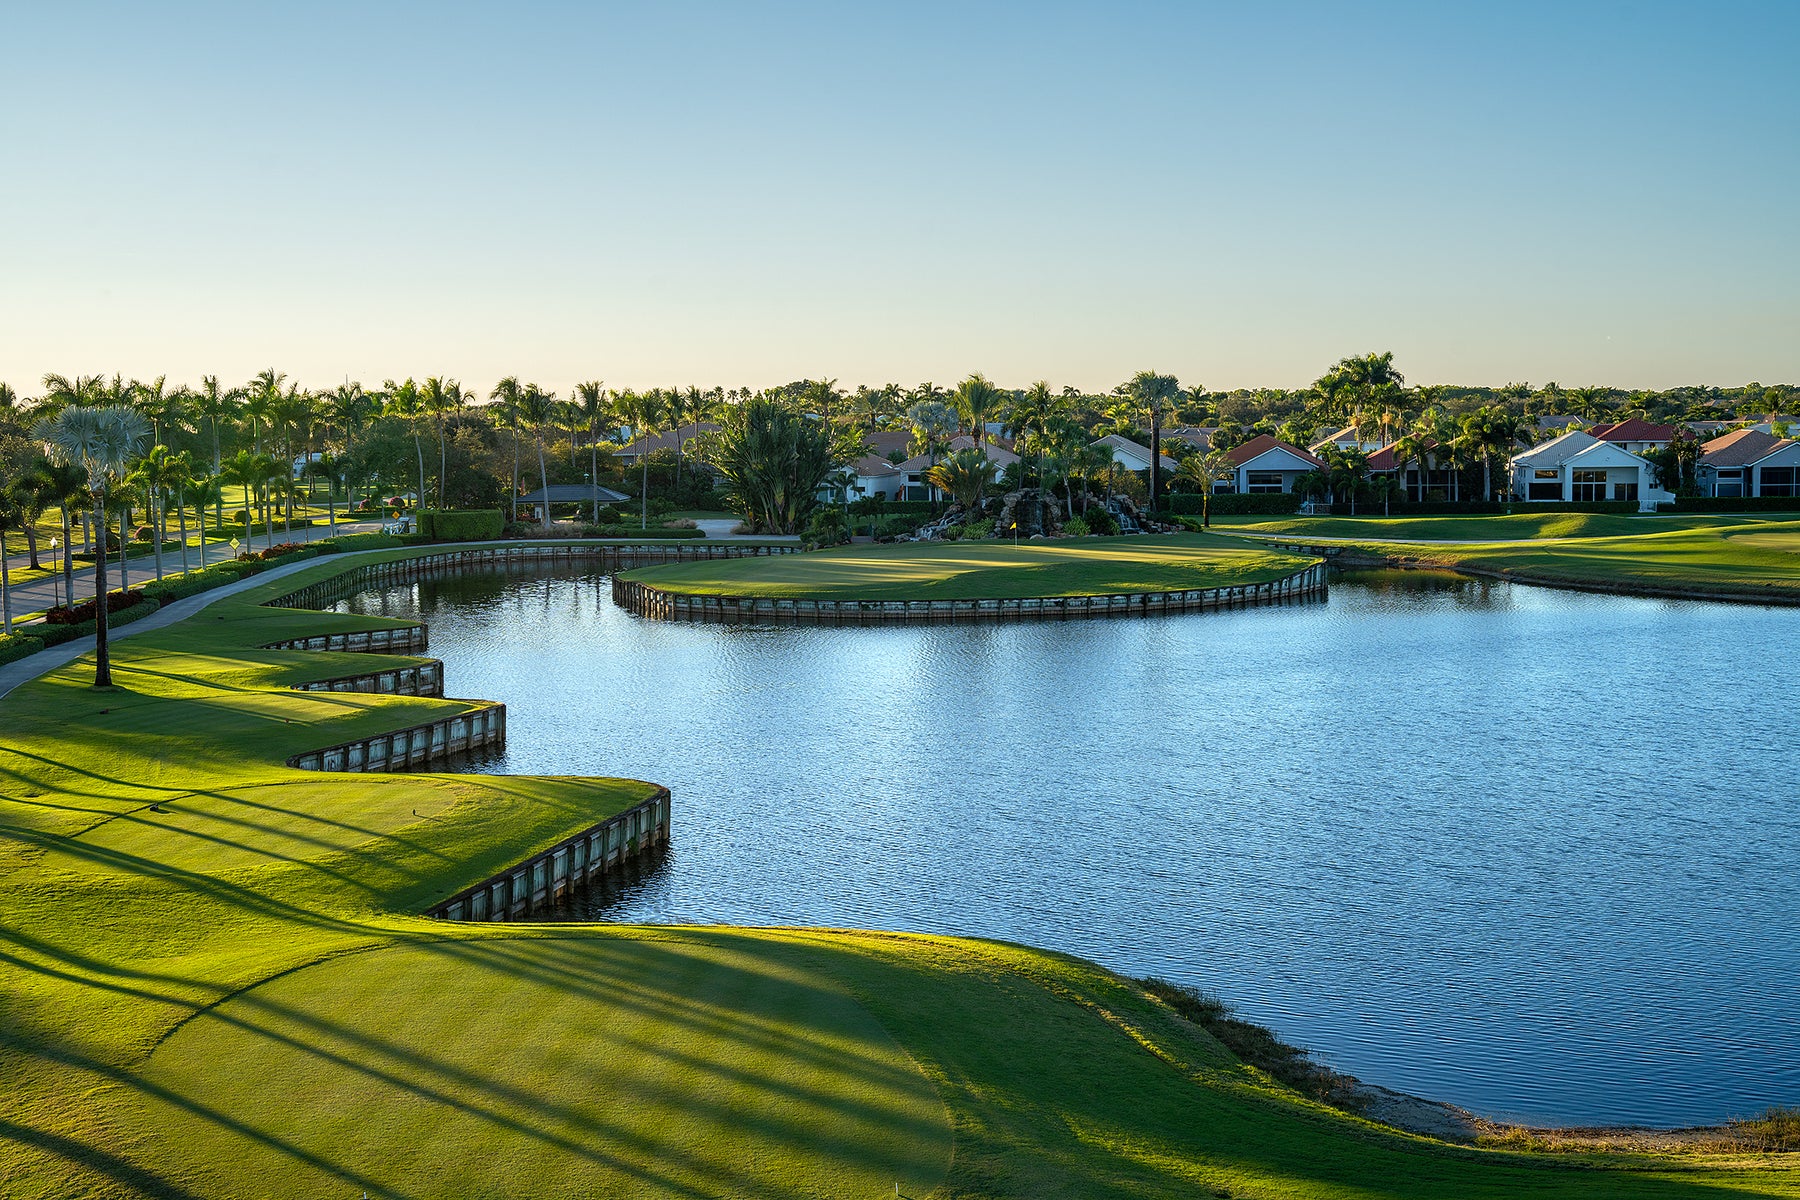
[33, 597, 162, 648]
[418, 508, 505, 541]
[0, 633, 47, 665]
[580, 524, 707, 539]
[1661, 496, 1800, 513]
[1159, 493, 1304, 516]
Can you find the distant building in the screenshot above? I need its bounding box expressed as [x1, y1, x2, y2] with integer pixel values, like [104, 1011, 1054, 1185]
[1585, 418, 1680, 455]
[1219, 435, 1326, 494]
[1508, 431, 1672, 511]
[1309, 426, 1384, 454]
[1366, 438, 1462, 502]
[1697, 430, 1800, 498]
[1090, 433, 1177, 476]
[616, 422, 721, 463]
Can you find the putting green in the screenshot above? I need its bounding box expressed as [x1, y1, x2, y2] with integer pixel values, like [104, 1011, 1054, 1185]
[120, 935, 953, 1200]
[623, 533, 1310, 601]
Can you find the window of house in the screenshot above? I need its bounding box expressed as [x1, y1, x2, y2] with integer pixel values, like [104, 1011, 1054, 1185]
[1246, 471, 1285, 493]
[1761, 466, 1796, 497]
[1571, 469, 1607, 502]
[1534, 469, 1559, 480]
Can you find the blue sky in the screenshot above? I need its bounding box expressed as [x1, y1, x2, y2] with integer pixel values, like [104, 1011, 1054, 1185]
[2, 1, 1795, 395]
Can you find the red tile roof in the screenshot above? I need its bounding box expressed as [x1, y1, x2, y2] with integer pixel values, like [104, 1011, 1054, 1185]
[1587, 418, 1677, 443]
[1225, 434, 1325, 469]
[1365, 437, 1439, 472]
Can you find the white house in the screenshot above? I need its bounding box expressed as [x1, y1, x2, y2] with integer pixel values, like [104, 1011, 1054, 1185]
[1091, 433, 1177, 476]
[1219, 435, 1326, 494]
[1309, 426, 1384, 454]
[1698, 429, 1800, 498]
[1508, 431, 1673, 511]
[1366, 438, 1462, 502]
[1585, 418, 1680, 455]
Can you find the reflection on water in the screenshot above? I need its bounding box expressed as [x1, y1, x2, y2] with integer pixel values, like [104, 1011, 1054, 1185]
[341, 565, 1800, 1128]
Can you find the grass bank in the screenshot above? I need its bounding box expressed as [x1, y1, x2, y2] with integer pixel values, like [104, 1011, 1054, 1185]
[1204, 512, 1768, 541]
[621, 533, 1312, 601]
[4, 545, 1799, 1197]
[1221, 517, 1800, 602]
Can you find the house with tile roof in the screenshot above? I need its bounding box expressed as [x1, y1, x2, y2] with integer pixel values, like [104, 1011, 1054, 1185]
[1365, 438, 1463, 502]
[1219, 435, 1326, 494]
[1698, 429, 1800, 498]
[1585, 418, 1680, 455]
[1509, 431, 1673, 511]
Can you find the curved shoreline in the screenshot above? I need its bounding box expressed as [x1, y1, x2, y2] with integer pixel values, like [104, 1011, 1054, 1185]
[612, 559, 1329, 624]
[3, 543, 1785, 1194]
[1258, 538, 1800, 607]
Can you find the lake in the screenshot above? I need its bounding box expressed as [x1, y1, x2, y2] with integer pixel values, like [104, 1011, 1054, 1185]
[337, 564, 1800, 1128]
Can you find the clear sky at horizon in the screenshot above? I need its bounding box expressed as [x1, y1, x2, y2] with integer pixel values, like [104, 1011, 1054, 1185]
[3, 1, 1796, 398]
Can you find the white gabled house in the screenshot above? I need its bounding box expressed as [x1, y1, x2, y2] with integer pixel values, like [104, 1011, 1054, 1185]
[1091, 433, 1178, 476]
[1219, 435, 1326, 494]
[1508, 431, 1673, 511]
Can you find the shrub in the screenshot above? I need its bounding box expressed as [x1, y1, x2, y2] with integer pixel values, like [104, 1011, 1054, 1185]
[0, 634, 46, 665]
[312, 532, 404, 555]
[1160, 492, 1304, 516]
[417, 508, 505, 541]
[962, 518, 995, 539]
[233, 509, 251, 526]
[1728, 1107, 1800, 1151]
[1061, 517, 1090, 537]
[805, 508, 848, 547]
[873, 516, 918, 541]
[45, 589, 150, 625]
[131, 525, 155, 542]
[139, 566, 245, 605]
[1084, 508, 1120, 535]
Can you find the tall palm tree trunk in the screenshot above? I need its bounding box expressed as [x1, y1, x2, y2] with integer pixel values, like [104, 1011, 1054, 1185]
[118, 506, 130, 591]
[641, 455, 650, 530]
[591, 436, 600, 524]
[93, 498, 113, 688]
[60, 510, 75, 603]
[151, 494, 165, 580]
[176, 491, 189, 574]
[510, 428, 521, 523]
[2, 550, 12, 635]
[537, 434, 551, 532]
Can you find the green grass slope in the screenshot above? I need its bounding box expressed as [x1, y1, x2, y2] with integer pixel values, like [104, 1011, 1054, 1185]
[622, 533, 1311, 600]
[1208, 512, 1766, 541]
[3, 546, 1798, 1198]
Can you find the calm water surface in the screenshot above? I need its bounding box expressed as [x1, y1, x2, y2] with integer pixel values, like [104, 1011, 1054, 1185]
[340, 566, 1799, 1128]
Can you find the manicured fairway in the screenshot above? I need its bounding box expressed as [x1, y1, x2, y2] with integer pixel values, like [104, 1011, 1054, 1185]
[4, 544, 1799, 1198]
[1208, 512, 1768, 541]
[622, 533, 1312, 600]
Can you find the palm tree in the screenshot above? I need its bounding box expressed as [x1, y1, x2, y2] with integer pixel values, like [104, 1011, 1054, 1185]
[193, 375, 243, 480]
[1127, 370, 1180, 509]
[323, 382, 373, 526]
[382, 378, 427, 508]
[1390, 431, 1434, 503]
[1324, 446, 1370, 515]
[1461, 406, 1532, 501]
[518, 384, 558, 532]
[489, 376, 526, 522]
[243, 368, 284, 454]
[951, 373, 1002, 451]
[924, 447, 994, 514]
[1175, 449, 1237, 528]
[612, 389, 666, 530]
[573, 381, 610, 523]
[417, 376, 469, 508]
[0, 486, 20, 635]
[126, 444, 189, 581]
[189, 472, 223, 570]
[1071, 442, 1116, 513]
[1009, 381, 1060, 488]
[34, 405, 151, 686]
[1369, 473, 1400, 516]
